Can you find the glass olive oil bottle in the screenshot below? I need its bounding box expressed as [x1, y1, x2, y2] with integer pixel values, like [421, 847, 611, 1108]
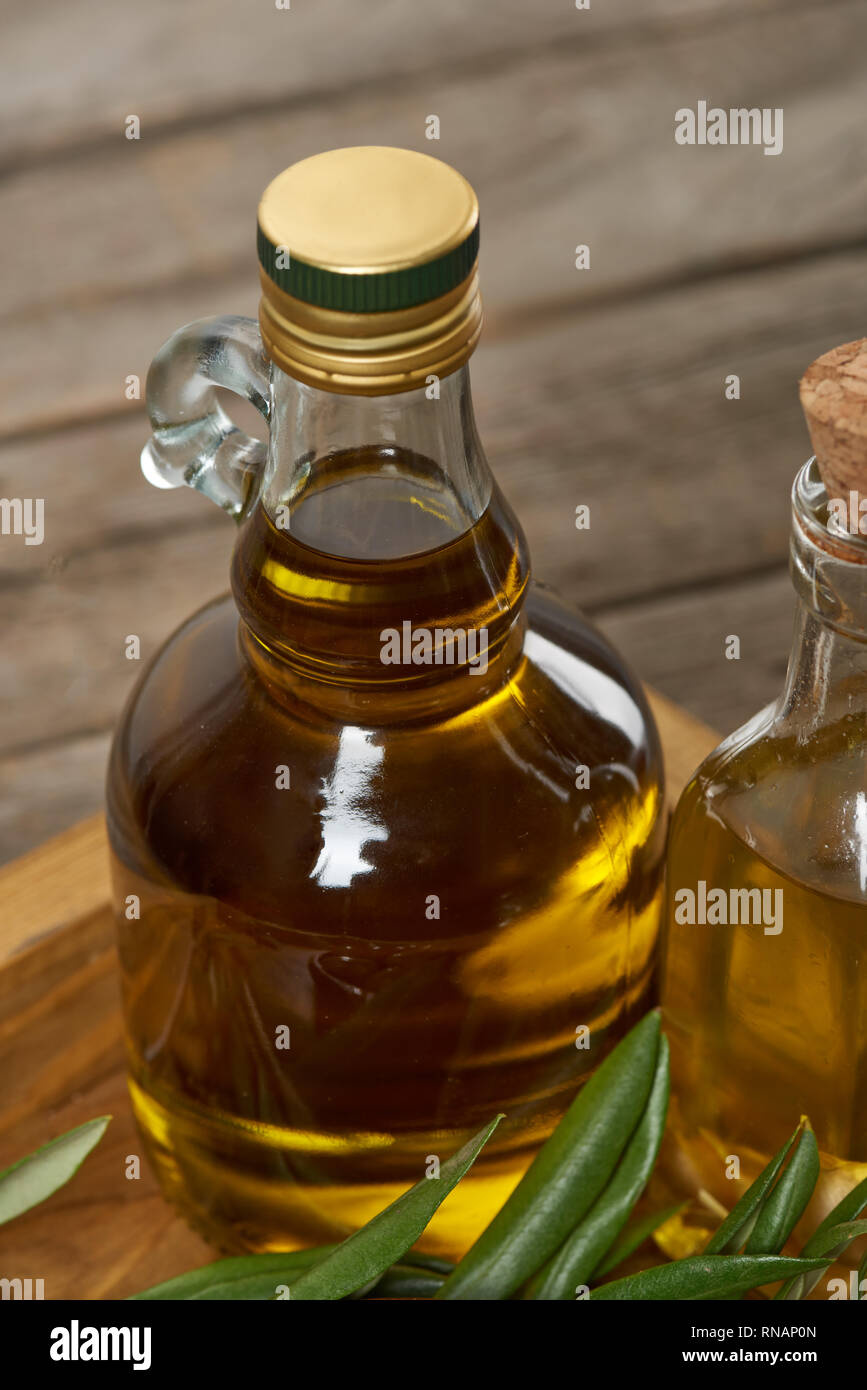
[107, 147, 665, 1257]
[660, 339, 867, 1255]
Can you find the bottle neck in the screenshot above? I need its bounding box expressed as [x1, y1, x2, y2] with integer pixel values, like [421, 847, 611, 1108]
[231, 364, 530, 717]
[778, 459, 867, 728]
[261, 365, 491, 552]
[778, 605, 867, 728]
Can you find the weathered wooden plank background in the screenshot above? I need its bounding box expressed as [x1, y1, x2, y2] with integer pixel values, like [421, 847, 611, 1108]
[1, 0, 864, 863]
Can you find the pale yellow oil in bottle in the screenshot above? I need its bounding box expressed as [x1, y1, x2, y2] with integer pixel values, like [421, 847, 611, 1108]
[659, 721, 867, 1263]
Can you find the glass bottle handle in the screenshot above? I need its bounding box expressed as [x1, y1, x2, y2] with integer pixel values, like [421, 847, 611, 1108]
[141, 315, 271, 519]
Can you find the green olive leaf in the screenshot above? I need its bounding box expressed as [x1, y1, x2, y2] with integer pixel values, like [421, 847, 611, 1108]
[130, 1248, 333, 1301]
[356, 1263, 445, 1299]
[777, 1171, 867, 1300]
[0, 1116, 111, 1227]
[437, 1010, 662, 1300]
[744, 1124, 819, 1256]
[130, 1245, 453, 1302]
[285, 1115, 501, 1301]
[704, 1121, 803, 1255]
[776, 1219, 867, 1302]
[591, 1203, 687, 1280]
[528, 1034, 670, 1299]
[589, 1253, 829, 1301]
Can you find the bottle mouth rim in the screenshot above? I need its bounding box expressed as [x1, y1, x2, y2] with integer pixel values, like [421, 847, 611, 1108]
[791, 459, 867, 641]
[793, 458, 867, 566]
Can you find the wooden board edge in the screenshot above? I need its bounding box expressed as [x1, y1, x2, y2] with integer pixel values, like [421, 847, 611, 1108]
[0, 812, 109, 966]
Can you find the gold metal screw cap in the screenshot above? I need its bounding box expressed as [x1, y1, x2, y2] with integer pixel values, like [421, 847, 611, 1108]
[257, 146, 482, 395]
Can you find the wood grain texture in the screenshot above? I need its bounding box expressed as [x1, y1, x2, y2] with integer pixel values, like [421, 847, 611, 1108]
[2, 1, 865, 434]
[11, 243, 864, 583]
[0, 689, 716, 1299]
[0, 0, 808, 169]
[0, 888, 213, 1298]
[0, 249, 857, 857]
[0, 734, 111, 868]
[0, 0, 860, 1304]
[2, 2, 862, 852]
[602, 570, 793, 734]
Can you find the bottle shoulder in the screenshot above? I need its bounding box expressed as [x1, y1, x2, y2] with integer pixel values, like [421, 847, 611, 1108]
[107, 582, 664, 918]
[670, 699, 867, 902]
[110, 580, 661, 780]
[672, 702, 777, 814]
[110, 591, 241, 763]
[521, 581, 663, 781]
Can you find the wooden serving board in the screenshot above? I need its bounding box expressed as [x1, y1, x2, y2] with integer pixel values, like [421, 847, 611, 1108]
[0, 690, 717, 1300]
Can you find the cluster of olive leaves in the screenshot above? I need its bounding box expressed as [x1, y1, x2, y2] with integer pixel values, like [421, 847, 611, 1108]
[3, 1011, 865, 1300]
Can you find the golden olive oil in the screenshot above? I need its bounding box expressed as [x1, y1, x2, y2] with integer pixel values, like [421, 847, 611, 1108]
[109, 446, 664, 1257]
[659, 718, 867, 1256]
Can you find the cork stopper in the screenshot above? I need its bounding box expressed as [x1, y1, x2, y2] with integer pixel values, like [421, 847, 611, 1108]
[799, 339, 867, 506]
